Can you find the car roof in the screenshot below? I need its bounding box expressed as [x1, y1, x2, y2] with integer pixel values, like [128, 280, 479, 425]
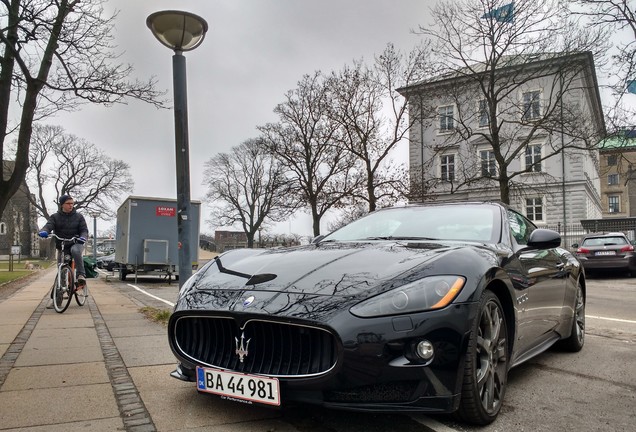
[398, 201, 508, 211]
[582, 232, 627, 238]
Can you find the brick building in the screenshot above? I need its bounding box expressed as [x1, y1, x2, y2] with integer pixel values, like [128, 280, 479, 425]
[0, 161, 39, 258]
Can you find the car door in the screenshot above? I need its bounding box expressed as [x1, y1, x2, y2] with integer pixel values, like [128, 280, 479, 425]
[507, 211, 567, 355]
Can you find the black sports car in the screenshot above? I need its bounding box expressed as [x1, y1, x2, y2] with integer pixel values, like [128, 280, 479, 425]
[167, 202, 585, 425]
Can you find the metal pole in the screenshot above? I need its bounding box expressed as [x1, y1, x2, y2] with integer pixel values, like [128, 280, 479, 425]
[93, 216, 98, 261]
[560, 72, 567, 248]
[172, 51, 193, 287]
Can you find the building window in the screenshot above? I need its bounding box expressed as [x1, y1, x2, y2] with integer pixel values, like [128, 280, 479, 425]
[522, 90, 541, 121]
[478, 99, 489, 128]
[526, 198, 544, 222]
[0, 222, 5, 235]
[440, 154, 455, 181]
[608, 173, 619, 185]
[607, 154, 618, 166]
[438, 105, 454, 132]
[525, 144, 542, 172]
[608, 195, 620, 213]
[480, 150, 497, 177]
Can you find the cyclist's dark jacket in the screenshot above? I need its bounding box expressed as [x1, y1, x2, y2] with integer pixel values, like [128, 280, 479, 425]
[40, 209, 89, 250]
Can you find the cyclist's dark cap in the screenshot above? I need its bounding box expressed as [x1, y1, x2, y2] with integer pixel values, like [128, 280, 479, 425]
[59, 194, 73, 205]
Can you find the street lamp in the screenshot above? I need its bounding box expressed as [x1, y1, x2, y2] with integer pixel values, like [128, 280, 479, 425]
[88, 211, 100, 261]
[147, 10, 208, 287]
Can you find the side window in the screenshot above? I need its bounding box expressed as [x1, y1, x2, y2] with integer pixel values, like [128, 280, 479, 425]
[438, 105, 455, 132]
[522, 90, 541, 121]
[440, 154, 455, 181]
[507, 210, 536, 245]
[478, 99, 490, 128]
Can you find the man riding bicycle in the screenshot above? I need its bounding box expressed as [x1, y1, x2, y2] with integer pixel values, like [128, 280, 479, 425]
[39, 195, 89, 306]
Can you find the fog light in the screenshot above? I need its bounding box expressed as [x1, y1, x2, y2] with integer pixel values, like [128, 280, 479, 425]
[415, 340, 434, 360]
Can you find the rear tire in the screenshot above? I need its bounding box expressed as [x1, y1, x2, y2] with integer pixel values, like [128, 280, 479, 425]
[455, 290, 509, 425]
[558, 281, 585, 352]
[53, 265, 73, 313]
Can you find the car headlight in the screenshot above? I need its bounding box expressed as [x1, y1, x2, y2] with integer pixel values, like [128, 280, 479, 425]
[350, 275, 466, 318]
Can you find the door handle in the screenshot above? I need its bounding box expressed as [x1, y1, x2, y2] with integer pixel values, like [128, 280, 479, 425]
[556, 262, 565, 269]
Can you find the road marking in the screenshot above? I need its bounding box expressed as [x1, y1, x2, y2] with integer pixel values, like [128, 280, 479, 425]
[412, 415, 459, 431]
[587, 315, 636, 324]
[127, 283, 175, 307]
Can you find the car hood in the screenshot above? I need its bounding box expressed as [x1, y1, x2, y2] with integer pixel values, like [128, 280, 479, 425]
[177, 241, 492, 321]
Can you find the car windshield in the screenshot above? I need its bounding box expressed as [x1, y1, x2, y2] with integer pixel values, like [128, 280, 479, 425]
[323, 204, 500, 243]
[582, 236, 628, 246]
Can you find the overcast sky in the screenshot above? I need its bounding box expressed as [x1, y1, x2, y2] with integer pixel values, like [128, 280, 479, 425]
[49, 0, 431, 236]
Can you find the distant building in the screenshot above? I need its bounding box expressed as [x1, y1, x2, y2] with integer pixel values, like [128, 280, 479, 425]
[398, 51, 605, 247]
[598, 129, 636, 217]
[215, 230, 248, 252]
[199, 233, 216, 252]
[0, 161, 39, 257]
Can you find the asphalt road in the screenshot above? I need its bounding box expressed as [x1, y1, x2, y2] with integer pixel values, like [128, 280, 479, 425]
[104, 269, 636, 432]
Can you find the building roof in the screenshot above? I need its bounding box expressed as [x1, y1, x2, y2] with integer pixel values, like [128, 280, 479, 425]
[398, 51, 596, 92]
[599, 129, 636, 151]
[400, 52, 570, 90]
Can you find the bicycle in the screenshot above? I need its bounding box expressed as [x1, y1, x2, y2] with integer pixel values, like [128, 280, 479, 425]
[49, 233, 89, 313]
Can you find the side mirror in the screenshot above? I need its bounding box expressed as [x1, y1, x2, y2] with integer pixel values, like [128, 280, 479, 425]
[571, 243, 579, 249]
[311, 235, 325, 244]
[527, 228, 561, 249]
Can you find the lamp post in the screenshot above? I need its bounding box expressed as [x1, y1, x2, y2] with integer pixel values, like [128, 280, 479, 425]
[88, 211, 100, 261]
[147, 10, 208, 287]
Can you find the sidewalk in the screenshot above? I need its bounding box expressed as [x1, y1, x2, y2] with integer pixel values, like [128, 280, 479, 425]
[0, 268, 299, 432]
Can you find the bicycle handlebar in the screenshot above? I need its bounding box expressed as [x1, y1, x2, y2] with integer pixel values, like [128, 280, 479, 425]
[48, 233, 80, 243]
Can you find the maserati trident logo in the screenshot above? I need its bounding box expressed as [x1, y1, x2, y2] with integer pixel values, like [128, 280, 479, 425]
[243, 295, 255, 307]
[235, 333, 251, 362]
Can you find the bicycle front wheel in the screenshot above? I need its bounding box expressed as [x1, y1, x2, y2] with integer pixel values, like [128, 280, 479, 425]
[75, 280, 88, 306]
[53, 265, 73, 313]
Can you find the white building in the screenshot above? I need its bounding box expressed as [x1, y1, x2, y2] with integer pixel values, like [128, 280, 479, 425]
[398, 51, 605, 245]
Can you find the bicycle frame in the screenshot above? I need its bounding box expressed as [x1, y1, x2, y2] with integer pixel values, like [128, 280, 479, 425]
[48, 234, 88, 312]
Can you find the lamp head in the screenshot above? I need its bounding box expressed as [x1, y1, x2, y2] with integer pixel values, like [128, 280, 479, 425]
[147, 10, 208, 52]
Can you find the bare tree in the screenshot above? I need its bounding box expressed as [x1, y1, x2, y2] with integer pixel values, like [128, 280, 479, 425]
[327, 44, 434, 212]
[572, 0, 636, 130]
[326, 203, 369, 232]
[26, 124, 133, 219]
[259, 72, 360, 237]
[203, 138, 294, 248]
[0, 0, 163, 219]
[413, 0, 608, 203]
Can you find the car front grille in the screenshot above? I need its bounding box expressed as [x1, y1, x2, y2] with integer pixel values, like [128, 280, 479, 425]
[325, 381, 420, 403]
[173, 316, 338, 377]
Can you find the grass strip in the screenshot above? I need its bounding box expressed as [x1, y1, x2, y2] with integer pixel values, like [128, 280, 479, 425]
[139, 306, 172, 326]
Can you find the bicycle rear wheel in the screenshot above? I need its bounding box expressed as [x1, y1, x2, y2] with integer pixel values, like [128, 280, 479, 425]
[53, 265, 73, 313]
[75, 280, 88, 306]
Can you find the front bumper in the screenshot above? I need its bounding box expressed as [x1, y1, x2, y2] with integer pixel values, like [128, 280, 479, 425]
[168, 301, 479, 413]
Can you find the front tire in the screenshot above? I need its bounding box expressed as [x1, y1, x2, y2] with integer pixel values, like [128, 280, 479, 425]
[75, 281, 88, 306]
[456, 290, 509, 425]
[53, 265, 73, 313]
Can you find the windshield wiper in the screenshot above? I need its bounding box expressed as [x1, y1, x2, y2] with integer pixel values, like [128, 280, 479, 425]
[215, 257, 277, 285]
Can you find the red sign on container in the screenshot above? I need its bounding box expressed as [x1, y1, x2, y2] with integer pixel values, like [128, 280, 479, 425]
[156, 206, 176, 217]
